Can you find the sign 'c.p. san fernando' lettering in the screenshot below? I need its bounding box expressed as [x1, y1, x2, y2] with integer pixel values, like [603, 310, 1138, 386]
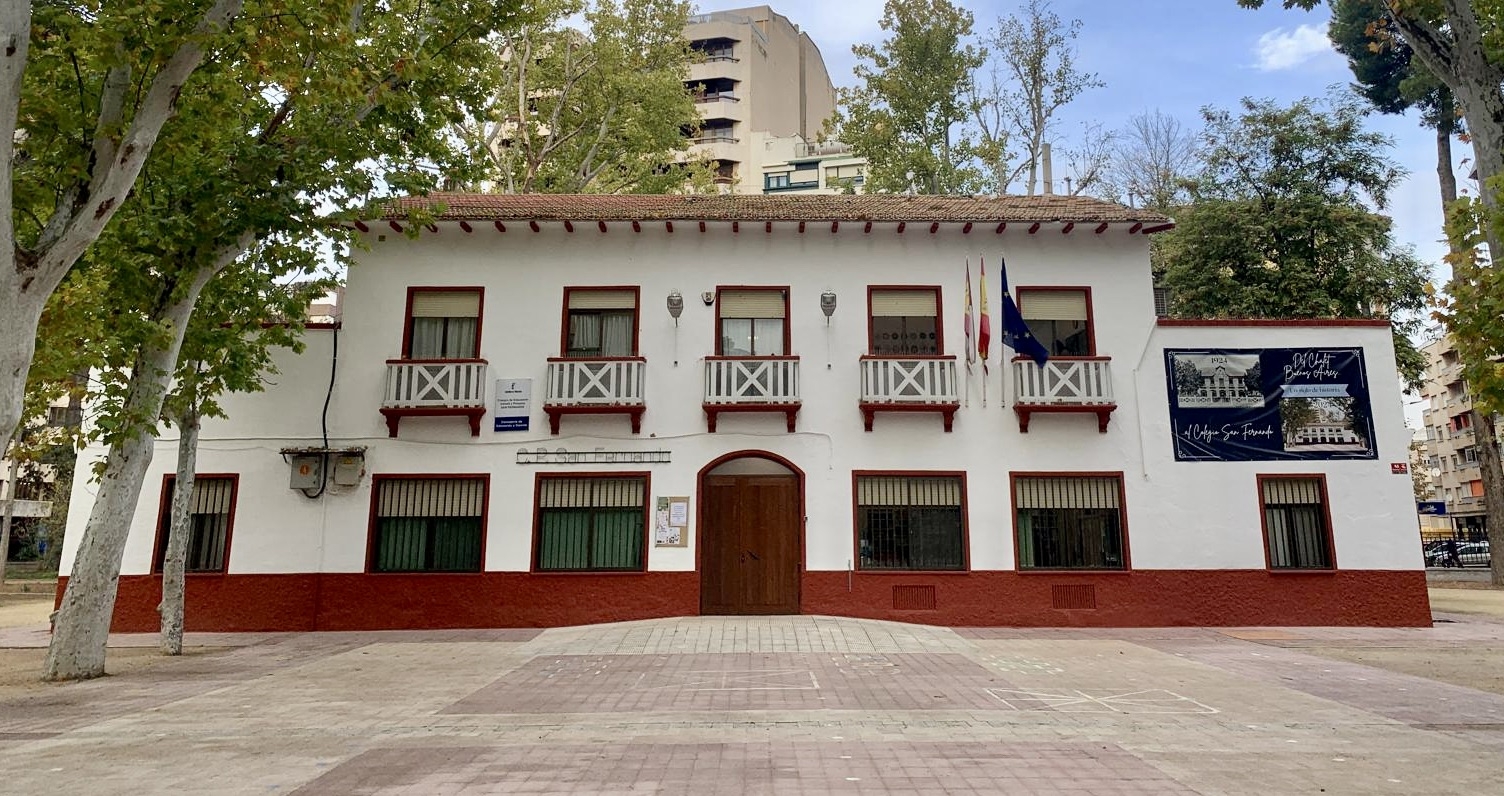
[1164, 347, 1376, 462]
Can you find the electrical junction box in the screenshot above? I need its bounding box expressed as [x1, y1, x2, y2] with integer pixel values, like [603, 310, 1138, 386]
[289, 455, 323, 489]
[333, 455, 364, 487]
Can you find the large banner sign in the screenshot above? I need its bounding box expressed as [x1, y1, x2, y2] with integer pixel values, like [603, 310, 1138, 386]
[1165, 347, 1377, 462]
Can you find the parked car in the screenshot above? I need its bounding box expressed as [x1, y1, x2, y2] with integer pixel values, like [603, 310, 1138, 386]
[1428, 541, 1491, 567]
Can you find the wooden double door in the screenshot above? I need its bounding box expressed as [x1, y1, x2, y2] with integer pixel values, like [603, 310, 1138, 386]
[700, 473, 801, 615]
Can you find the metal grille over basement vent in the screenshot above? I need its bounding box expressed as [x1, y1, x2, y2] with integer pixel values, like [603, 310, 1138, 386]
[1051, 584, 1097, 610]
[892, 585, 937, 611]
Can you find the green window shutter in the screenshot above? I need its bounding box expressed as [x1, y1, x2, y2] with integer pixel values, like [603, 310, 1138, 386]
[432, 517, 483, 571]
[592, 509, 644, 569]
[539, 509, 592, 570]
[377, 517, 429, 572]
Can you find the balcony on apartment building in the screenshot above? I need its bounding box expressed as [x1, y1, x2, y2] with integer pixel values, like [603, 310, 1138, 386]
[859, 356, 960, 432]
[1011, 357, 1116, 432]
[380, 288, 489, 437]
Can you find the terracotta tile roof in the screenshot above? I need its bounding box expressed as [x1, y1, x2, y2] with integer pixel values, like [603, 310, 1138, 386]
[375, 193, 1172, 226]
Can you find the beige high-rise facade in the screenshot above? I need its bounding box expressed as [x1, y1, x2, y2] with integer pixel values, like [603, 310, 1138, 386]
[684, 6, 838, 192]
[1417, 336, 1493, 538]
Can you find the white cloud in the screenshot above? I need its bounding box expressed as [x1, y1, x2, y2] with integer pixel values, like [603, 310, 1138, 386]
[1254, 24, 1333, 71]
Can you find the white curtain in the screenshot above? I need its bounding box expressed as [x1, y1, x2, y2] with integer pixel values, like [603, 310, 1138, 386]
[600, 312, 634, 356]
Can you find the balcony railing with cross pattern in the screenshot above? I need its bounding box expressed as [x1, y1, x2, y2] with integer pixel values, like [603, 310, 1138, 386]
[858, 356, 960, 432]
[543, 357, 647, 435]
[380, 359, 489, 437]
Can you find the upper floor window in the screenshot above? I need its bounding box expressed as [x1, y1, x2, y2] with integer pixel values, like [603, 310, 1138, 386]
[856, 473, 966, 571]
[1259, 476, 1333, 570]
[371, 476, 486, 573]
[765, 172, 791, 190]
[535, 475, 647, 571]
[1014, 474, 1126, 570]
[563, 288, 638, 357]
[153, 475, 237, 573]
[1017, 287, 1093, 357]
[869, 288, 941, 356]
[405, 288, 482, 359]
[826, 164, 865, 187]
[718, 288, 788, 356]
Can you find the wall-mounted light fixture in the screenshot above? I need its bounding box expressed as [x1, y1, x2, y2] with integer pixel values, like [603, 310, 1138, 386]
[667, 290, 684, 326]
[701, 290, 716, 306]
[820, 290, 837, 324]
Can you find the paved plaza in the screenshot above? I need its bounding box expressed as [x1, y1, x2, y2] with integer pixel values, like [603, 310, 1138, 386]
[2, 599, 1504, 794]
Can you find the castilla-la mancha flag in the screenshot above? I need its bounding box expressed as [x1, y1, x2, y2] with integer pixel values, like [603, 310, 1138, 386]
[978, 258, 992, 371]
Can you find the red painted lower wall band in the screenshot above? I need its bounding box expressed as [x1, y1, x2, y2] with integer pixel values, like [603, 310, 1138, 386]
[57, 569, 1432, 633]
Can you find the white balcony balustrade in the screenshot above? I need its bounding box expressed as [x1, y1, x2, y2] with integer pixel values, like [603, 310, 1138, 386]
[1011, 357, 1117, 433]
[544, 358, 647, 435]
[380, 359, 489, 437]
[703, 356, 801, 432]
[859, 356, 960, 432]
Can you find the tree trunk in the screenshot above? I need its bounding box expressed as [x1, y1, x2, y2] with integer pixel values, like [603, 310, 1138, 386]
[157, 399, 200, 655]
[42, 269, 215, 681]
[0, 448, 18, 585]
[0, 296, 47, 460]
[1437, 124, 1458, 209]
[1470, 410, 1504, 586]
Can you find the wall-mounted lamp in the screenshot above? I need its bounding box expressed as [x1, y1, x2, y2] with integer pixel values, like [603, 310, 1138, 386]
[820, 290, 837, 324]
[701, 290, 716, 306]
[667, 290, 684, 326]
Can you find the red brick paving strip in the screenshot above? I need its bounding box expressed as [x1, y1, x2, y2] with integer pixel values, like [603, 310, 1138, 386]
[441, 652, 1018, 715]
[292, 741, 1199, 795]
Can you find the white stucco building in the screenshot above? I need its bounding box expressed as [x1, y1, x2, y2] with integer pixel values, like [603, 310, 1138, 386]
[60, 195, 1430, 630]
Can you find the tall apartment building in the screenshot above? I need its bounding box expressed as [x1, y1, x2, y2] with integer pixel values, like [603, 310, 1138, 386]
[1417, 336, 1492, 538]
[684, 6, 838, 192]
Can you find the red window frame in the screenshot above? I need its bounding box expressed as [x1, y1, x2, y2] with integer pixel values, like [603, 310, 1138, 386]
[401, 286, 485, 360]
[364, 473, 491, 574]
[865, 285, 945, 356]
[150, 473, 239, 575]
[1009, 471, 1131, 572]
[1015, 286, 1096, 358]
[714, 285, 791, 356]
[850, 470, 969, 573]
[1256, 474, 1337, 572]
[530, 471, 652, 573]
[558, 286, 643, 358]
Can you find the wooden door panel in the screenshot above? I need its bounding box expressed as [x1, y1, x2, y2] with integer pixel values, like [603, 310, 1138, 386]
[700, 471, 800, 615]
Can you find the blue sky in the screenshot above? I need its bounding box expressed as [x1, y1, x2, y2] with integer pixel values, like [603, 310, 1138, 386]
[695, 0, 1456, 275]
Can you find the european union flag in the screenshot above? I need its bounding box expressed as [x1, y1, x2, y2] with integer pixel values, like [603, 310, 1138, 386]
[999, 257, 1049, 366]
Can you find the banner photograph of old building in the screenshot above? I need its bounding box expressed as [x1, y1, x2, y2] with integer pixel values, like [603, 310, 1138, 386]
[56, 195, 1429, 631]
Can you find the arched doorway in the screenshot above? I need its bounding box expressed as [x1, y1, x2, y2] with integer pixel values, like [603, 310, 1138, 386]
[698, 451, 803, 615]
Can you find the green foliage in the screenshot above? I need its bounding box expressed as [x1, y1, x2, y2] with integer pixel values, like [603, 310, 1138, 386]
[1157, 96, 1430, 386]
[829, 0, 986, 195]
[450, 0, 708, 194]
[1441, 187, 1504, 415]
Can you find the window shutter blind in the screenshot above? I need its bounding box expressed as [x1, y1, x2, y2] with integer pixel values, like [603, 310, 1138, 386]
[1261, 478, 1323, 505]
[539, 477, 645, 508]
[1020, 290, 1088, 321]
[871, 290, 938, 317]
[411, 290, 481, 318]
[720, 290, 786, 318]
[377, 478, 486, 517]
[568, 290, 637, 310]
[857, 476, 962, 506]
[190, 478, 234, 515]
[1014, 477, 1121, 509]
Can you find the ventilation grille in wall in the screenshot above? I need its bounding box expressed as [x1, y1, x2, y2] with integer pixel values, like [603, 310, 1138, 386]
[1051, 584, 1097, 610]
[892, 585, 937, 611]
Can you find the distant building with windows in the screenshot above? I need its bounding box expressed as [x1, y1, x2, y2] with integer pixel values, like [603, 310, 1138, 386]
[753, 133, 866, 195]
[683, 7, 837, 192]
[1416, 336, 1495, 539]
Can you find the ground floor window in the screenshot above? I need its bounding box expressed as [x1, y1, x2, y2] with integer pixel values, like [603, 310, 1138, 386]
[153, 475, 236, 573]
[371, 477, 486, 572]
[856, 473, 966, 570]
[535, 475, 647, 571]
[1260, 476, 1333, 569]
[1014, 474, 1126, 570]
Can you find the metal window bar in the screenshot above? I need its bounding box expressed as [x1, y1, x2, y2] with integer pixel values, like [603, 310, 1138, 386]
[1261, 478, 1331, 569]
[155, 477, 235, 573]
[1014, 477, 1125, 569]
[373, 479, 485, 572]
[856, 476, 964, 570]
[537, 477, 646, 571]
